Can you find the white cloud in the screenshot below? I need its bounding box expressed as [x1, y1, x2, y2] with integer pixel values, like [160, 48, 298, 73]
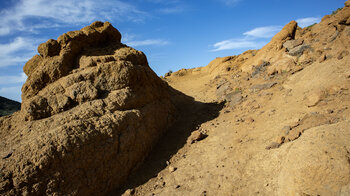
[211, 38, 266, 51]
[243, 26, 282, 38]
[296, 17, 321, 28]
[0, 73, 27, 85]
[126, 39, 169, 47]
[123, 33, 169, 47]
[211, 25, 281, 52]
[122, 33, 136, 43]
[0, 37, 41, 67]
[0, 0, 147, 36]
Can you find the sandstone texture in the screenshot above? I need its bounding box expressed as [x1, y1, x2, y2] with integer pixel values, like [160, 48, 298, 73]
[0, 21, 175, 195]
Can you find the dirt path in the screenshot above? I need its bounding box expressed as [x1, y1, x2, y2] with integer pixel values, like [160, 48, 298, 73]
[112, 54, 350, 196]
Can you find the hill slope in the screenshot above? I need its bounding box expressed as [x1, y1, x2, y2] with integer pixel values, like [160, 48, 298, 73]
[0, 96, 21, 117]
[116, 1, 350, 195]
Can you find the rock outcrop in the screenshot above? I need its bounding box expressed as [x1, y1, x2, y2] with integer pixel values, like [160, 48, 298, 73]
[0, 21, 175, 195]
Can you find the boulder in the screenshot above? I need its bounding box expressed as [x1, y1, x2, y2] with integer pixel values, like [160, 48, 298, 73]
[278, 122, 350, 195]
[0, 21, 175, 195]
[288, 44, 311, 56]
[267, 58, 296, 75]
[271, 21, 298, 44]
[21, 21, 122, 101]
[38, 39, 61, 57]
[283, 39, 304, 51]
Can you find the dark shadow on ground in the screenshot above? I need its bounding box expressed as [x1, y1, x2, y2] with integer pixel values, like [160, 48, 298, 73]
[109, 86, 224, 195]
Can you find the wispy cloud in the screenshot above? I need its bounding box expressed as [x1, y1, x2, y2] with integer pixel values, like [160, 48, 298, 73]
[0, 37, 41, 67]
[0, 0, 147, 36]
[0, 73, 27, 85]
[211, 38, 266, 52]
[211, 25, 280, 52]
[243, 26, 282, 38]
[122, 33, 170, 47]
[126, 39, 169, 47]
[296, 17, 320, 28]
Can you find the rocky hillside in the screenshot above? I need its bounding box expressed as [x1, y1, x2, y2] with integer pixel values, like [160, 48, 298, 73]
[1, 1, 350, 196]
[117, 1, 350, 196]
[0, 96, 20, 117]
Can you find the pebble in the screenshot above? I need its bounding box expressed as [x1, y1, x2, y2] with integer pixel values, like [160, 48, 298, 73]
[123, 188, 135, 196]
[187, 130, 207, 144]
[246, 117, 254, 123]
[282, 126, 291, 134]
[327, 109, 334, 114]
[169, 166, 177, 172]
[265, 142, 280, 150]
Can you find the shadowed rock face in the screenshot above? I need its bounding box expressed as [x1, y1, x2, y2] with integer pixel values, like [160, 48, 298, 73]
[0, 21, 175, 195]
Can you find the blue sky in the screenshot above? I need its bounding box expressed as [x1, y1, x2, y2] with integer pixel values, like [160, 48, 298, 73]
[0, 0, 345, 102]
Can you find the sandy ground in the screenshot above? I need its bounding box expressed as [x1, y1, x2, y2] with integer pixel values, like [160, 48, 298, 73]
[112, 52, 350, 195]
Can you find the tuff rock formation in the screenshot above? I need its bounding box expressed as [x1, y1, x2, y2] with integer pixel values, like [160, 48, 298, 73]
[0, 21, 175, 195]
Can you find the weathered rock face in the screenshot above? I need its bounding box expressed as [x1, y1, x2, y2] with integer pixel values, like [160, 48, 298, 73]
[0, 21, 175, 195]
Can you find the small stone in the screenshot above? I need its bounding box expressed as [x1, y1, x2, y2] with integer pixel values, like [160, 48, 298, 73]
[123, 188, 135, 196]
[282, 126, 291, 134]
[337, 50, 350, 60]
[246, 117, 254, 123]
[187, 130, 207, 144]
[267, 66, 278, 76]
[306, 92, 323, 107]
[265, 142, 280, 150]
[174, 185, 180, 189]
[276, 136, 285, 144]
[169, 166, 177, 172]
[286, 130, 302, 141]
[327, 109, 334, 114]
[318, 54, 327, 63]
[292, 65, 303, 74]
